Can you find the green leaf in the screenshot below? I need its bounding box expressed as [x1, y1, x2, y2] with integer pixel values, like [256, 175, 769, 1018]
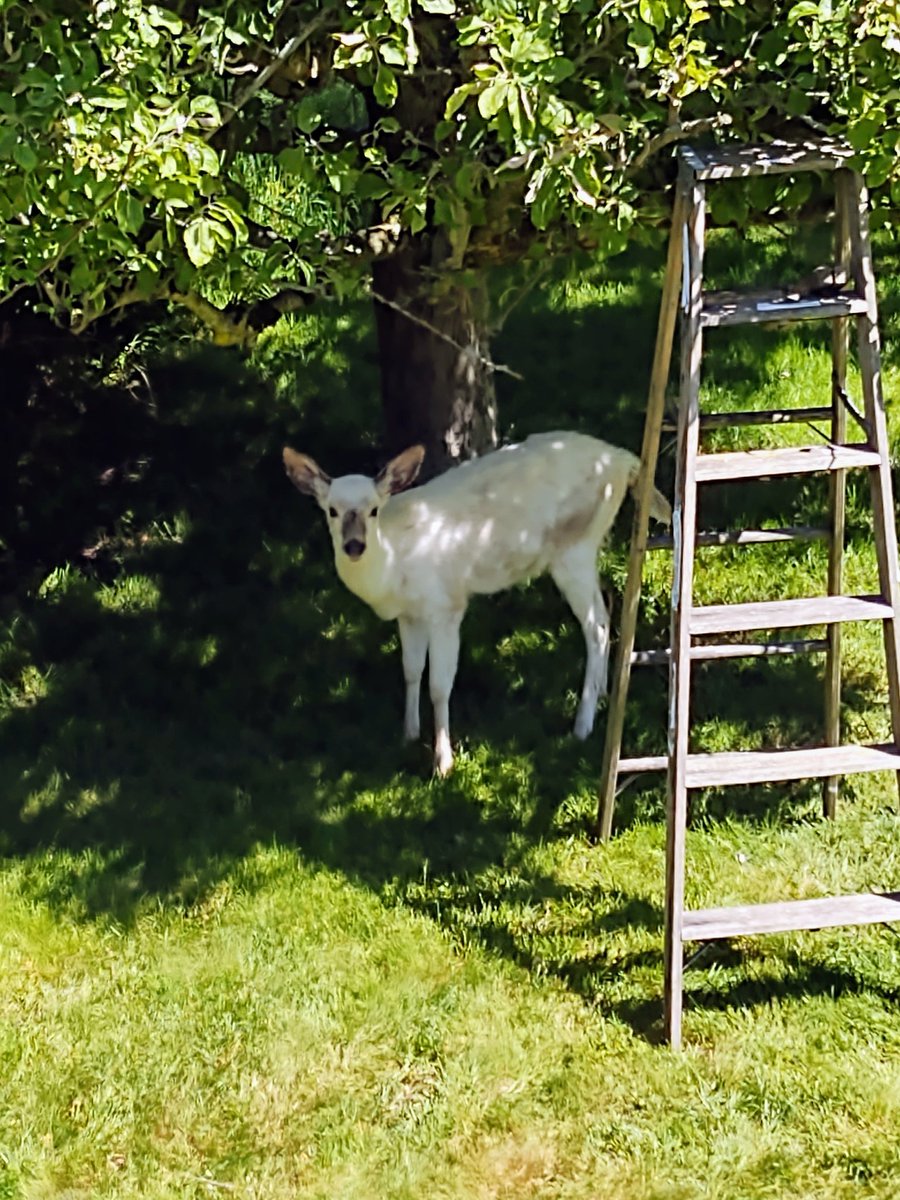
[639, 0, 666, 32]
[294, 95, 324, 133]
[785, 87, 810, 116]
[136, 263, 161, 294]
[445, 82, 478, 118]
[209, 199, 247, 244]
[628, 22, 655, 68]
[115, 190, 144, 235]
[387, 0, 410, 19]
[867, 152, 894, 188]
[598, 112, 626, 133]
[788, 1, 820, 22]
[478, 81, 509, 119]
[311, 80, 369, 130]
[69, 261, 96, 292]
[190, 95, 221, 122]
[847, 115, 883, 150]
[418, 0, 456, 12]
[374, 65, 398, 107]
[147, 5, 183, 33]
[529, 171, 558, 231]
[13, 142, 37, 171]
[184, 217, 217, 267]
[278, 147, 309, 176]
[541, 57, 575, 83]
[381, 42, 407, 66]
[84, 87, 129, 109]
[456, 15, 484, 45]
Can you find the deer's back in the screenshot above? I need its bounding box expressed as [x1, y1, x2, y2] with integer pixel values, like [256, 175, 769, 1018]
[383, 432, 636, 608]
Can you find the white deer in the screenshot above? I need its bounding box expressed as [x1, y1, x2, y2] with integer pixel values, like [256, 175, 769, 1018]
[283, 431, 670, 775]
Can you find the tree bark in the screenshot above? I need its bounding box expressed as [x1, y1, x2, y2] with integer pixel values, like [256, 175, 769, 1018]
[372, 241, 498, 478]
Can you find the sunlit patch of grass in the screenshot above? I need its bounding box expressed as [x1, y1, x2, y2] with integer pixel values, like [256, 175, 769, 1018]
[96, 574, 161, 613]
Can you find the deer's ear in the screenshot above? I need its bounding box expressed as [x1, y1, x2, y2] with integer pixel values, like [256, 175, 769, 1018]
[283, 447, 331, 503]
[375, 445, 425, 497]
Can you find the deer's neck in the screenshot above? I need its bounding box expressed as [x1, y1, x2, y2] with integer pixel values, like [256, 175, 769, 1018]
[334, 527, 400, 619]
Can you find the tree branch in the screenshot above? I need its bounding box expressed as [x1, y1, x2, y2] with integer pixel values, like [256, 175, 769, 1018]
[628, 114, 734, 174]
[208, 15, 327, 141]
[371, 289, 524, 381]
[169, 290, 255, 346]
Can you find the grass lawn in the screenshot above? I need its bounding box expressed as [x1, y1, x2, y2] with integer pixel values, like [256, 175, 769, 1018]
[4, 223, 900, 1197]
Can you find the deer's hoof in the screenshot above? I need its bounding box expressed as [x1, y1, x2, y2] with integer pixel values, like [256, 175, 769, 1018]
[573, 713, 594, 741]
[433, 753, 454, 777]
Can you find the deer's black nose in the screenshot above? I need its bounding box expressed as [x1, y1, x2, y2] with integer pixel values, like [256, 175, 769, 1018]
[344, 539, 365, 560]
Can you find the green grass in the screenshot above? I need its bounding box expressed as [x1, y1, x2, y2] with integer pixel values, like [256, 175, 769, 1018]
[5, 222, 900, 1196]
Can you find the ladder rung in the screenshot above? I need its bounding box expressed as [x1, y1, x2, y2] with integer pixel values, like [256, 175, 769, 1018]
[682, 892, 900, 942]
[630, 648, 670, 667]
[698, 406, 832, 430]
[694, 443, 880, 482]
[616, 741, 900, 782]
[701, 287, 866, 328]
[690, 593, 890, 635]
[663, 407, 833, 433]
[618, 754, 668, 774]
[692, 637, 828, 661]
[648, 525, 829, 550]
[681, 138, 853, 181]
[686, 742, 900, 788]
[631, 638, 828, 667]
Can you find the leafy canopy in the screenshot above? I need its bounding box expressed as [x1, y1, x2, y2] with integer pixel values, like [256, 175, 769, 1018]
[2, 0, 899, 339]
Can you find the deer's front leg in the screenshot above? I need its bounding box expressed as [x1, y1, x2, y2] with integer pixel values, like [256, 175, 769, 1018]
[398, 616, 428, 742]
[427, 611, 462, 776]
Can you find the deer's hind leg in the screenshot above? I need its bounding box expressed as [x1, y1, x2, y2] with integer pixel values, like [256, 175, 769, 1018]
[550, 541, 609, 740]
[427, 609, 463, 775]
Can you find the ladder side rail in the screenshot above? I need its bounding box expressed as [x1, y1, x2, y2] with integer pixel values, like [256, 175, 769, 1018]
[846, 171, 900, 802]
[596, 183, 688, 840]
[824, 171, 852, 817]
[663, 169, 706, 1049]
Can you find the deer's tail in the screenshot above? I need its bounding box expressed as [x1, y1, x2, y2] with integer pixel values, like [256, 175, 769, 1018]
[628, 460, 672, 526]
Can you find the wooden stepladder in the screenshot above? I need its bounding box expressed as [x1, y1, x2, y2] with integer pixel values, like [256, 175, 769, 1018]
[596, 139, 900, 1048]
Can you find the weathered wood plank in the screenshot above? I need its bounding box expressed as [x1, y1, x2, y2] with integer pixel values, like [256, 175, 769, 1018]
[619, 753, 668, 774]
[648, 525, 829, 550]
[631, 639, 828, 666]
[619, 741, 900, 784]
[824, 171, 852, 819]
[691, 638, 828, 661]
[694, 443, 879, 482]
[682, 892, 900, 942]
[848, 171, 900, 805]
[681, 138, 853, 181]
[595, 182, 686, 842]
[701, 288, 865, 328]
[696, 406, 832, 429]
[664, 167, 706, 1051]
[690, 594, 890, 635]
[685, 742, 900, 788]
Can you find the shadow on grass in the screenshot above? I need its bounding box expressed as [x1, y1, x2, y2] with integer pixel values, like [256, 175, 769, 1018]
[613, 936, 900, 1042]
[2, 237, 899, 1043]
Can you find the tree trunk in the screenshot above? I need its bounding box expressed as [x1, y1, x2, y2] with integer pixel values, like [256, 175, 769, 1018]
[372, 241, 498, 478]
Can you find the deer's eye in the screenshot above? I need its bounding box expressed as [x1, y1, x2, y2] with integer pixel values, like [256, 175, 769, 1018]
[328, 506, 338, 519]
[369, 507, 379, 518]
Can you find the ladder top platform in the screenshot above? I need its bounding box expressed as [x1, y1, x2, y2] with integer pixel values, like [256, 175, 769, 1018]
[680, 138, 854, 181]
